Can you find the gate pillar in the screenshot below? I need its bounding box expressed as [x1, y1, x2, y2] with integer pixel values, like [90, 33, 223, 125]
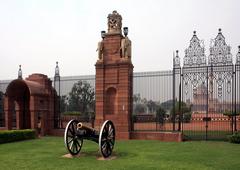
[95, 11, 133, 139]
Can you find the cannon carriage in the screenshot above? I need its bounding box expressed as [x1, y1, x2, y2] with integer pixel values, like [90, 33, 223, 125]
[64, 120, 115, 158]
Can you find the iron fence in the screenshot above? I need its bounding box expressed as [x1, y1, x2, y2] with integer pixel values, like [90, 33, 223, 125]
[172, 30, 240, 140]
[0, 29, 240, 141]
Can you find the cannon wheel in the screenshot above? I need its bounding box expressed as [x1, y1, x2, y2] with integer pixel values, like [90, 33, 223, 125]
[64, 119, 83, 155]
[99, 120, 115, 158]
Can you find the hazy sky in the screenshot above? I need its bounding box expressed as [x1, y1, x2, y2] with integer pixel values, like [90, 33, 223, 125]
[0, 0, 239, 80]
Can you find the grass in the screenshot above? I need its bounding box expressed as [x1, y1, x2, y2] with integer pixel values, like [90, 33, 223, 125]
[0, 137, 240, 170]
[183, 131, 232, 141]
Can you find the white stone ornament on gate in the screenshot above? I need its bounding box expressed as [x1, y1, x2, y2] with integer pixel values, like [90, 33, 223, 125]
[183, 31, 206, 67]
[107, 10, 122, 34]
[208, 29, 233, 66]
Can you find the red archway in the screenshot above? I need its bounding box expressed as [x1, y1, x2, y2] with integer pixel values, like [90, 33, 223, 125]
[6, 79, 30, 129]
[3, 74, 56, 135]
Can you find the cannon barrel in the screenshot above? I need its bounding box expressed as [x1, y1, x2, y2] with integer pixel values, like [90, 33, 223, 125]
[77, 122, 96, 132]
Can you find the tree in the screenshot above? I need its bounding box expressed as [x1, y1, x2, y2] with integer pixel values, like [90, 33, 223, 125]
[223, 110, 240, 117]
[156, 106, 166, 124]
[67, 81, 95, 115]
[133, 93, 141, 103]
[59, 95, 67, 113]
[134, 103, 146, 114]
[160, 99, 174, 111]
[170, 101, 191, 122]
[147, 100, 158, 114]
[133, 94, 146, 114]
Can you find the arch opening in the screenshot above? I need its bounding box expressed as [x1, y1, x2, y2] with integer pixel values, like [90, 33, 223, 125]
[6, 80, 31, 129]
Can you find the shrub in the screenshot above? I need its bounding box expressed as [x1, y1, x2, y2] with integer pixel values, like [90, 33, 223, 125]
[183, 112, 192, 123]
[228, 133, 240, 144]
[156, 106, 166, 124]
[62, 111, 95, 118]
[0, 129, 36, 144]
[62, 111, 82, 116]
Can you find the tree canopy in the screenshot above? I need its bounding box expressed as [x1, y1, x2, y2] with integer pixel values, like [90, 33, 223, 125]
[65, 80, 95, 115]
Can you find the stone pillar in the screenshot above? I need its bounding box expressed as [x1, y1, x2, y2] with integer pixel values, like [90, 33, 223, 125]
[95, 64, 105, 130]
[30, 96, 36, 129]
[49, 96, 54, 132]
[95, 11, 133, 139]
[116, 61, 133, 139]
[16, 109, 20, 129]
[4, 96, 12, 130]
[15, 101, 20, 129]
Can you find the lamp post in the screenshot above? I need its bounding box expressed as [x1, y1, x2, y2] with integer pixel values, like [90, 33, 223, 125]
[101, 31, 106, 39]
[54, 61, 60, 128]
[123, 27, 128, 37]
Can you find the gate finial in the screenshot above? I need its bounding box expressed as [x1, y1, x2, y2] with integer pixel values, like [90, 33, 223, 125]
[236, 45, 240, 64]
[173, 50, 180, 68]
[55, 61, 60, 77]
[18, 65, 22, 79]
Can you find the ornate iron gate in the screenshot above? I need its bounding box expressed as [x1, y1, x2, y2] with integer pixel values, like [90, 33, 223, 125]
[173, 29, 240, 140]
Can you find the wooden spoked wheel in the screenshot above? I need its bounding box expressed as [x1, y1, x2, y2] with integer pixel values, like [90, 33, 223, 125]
[64, 119, 83, 155]
[99, 120, 115, 158]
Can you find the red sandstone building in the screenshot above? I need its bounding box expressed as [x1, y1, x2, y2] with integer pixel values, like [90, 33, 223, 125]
[1, 69, 57, 135]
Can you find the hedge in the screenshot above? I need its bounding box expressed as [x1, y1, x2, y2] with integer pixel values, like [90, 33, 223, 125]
[0, 129, 36, 144]
[228, 133, 240, 144]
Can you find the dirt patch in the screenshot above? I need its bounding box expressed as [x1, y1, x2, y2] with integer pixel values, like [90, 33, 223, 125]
[62, 153, 85, 158]
[62, 152, 117, 160]
[97, 156, 117, 161]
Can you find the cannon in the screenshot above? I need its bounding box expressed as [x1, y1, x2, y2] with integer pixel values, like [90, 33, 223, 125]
[64, 120, 115, 158]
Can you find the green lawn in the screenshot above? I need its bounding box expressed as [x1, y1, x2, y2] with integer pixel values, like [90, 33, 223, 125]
[0, 137, 240, 170]
[183, 131, 232, 141]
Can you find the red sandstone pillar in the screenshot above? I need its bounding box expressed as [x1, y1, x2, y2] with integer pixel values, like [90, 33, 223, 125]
[95, 11, 133, 139]
[16, 109, 20, 129]
[95, 64, 105, 130]
[4, 97, 12, 130]
[30, 96, 36, 129]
